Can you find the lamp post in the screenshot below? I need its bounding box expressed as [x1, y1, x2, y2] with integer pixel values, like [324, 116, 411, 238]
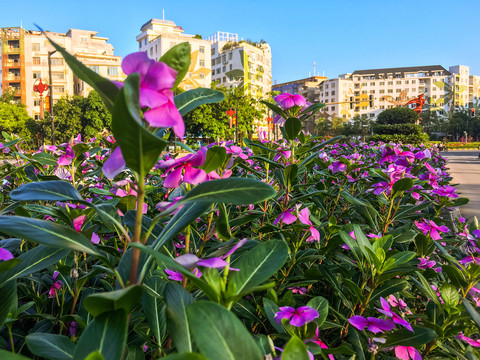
[231, 78, 245, 144]
[33, 78, 49, 148]
[48, 50, 57, 144]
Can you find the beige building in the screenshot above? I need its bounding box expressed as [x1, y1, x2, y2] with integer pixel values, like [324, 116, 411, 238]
[209, 33, 272, 98]
[136, 19, 211, 90]
[1, 27, 122, 119]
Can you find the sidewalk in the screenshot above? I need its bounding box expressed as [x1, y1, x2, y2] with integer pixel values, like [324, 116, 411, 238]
[443, 151, 480, 220]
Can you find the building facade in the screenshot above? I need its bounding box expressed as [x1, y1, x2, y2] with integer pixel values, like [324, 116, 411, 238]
[210, 37, 272, 98]
[136, 19, 211, 90]
[1, 27, 122, 118]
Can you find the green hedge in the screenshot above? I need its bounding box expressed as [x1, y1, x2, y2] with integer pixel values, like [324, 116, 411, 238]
[373, 123, 424, 136]
[370, 133, 429, 144]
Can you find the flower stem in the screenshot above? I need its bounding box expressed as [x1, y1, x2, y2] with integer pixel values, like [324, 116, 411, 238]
[129, 171, 145, 285]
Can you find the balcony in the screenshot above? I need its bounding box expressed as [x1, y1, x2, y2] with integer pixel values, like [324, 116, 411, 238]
[5, 74, 21, 81]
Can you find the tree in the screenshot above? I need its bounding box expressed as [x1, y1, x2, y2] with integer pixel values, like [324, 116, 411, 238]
[342, 114, 374, 137]
[315, 116, 344, 136]
[372, 107, 428, 144]
[0, 90, 35, 144]
[376, 107, 419, 125]
[82, 91, 112, 138]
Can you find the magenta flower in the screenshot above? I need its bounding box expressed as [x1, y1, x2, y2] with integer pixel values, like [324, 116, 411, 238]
[387, 295, 412, 315]
[73, 215, 86, 232]
[305, 327, 335, 360]
[459, 256, 480, 266]
[432, 185, 458, 198]
[298, 208, 320, 242]
[91, 232, 101, 245]
[160, 148, 207, 188]
[57, 142, 75, 166]
[103, 147, 126, 179]
[49, 271, 63, 298]
[418, 257, 436, 270]
[456, 333, 480, 347]
[165, 268, 201, 282]
[0, 248, 14, 261]
[348, 315, 395, 333]
[274, 306, 319, 327]
[121, 52, 184, 139]
[376, 297, 413, 332]
[328, 161, 347, 174]
[395, 346, 422, 360]
[415, 220, 449, 240]
[273, 208, 297, 226]
[274, 93, 306, 109]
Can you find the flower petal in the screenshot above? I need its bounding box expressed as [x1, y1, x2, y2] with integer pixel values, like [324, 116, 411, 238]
[0, 248, 14, 261]
[103, 147, 126, 179]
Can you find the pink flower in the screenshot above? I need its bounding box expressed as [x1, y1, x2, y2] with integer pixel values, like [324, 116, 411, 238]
[376, 297, 413, 332]
[456, 333, 480, 347]
[0, 248, 14, 261]
[103, 147, 126, 179]
[415, 220, 449, 240]
[57, 142, 75, 166]
[418, 257, 436, 270]
[160, 148, 207, 188]
[274, 93, 306, 109]
[273, 208, 297, 226]
[395, 346, 422, 360]
[91, 233, 101, 244]
[348, 315, 395, 333]
[274, 306, 319, 327]
[73, 215, 86, 232]
[121, 52, 184, 139]
[305, 327, 335, 360]
[49, 271, 63, 298]
[298, 208, 320, 242]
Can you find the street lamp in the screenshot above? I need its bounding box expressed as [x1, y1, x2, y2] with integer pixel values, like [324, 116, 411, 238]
[230, 78, 245, 144]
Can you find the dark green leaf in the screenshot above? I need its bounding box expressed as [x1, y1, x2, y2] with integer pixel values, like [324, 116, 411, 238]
[32, 152, 59, 166]
[83, 286, 143, 317]
[307, 296, 329, 327]
[462, 297, 480, 332]
[0, 350, 32, 360]
[216, 203, 232, 240]
[10, 180, 83, 202]
[162, 353, 207, 360]
[181, 178, 275, 205]
[142, 276, 166, 342]
[165, 282, 194, 353]
[281, 336, 310, 360]
[159, 42, 191, 90]
[188, 301, 263, 360]
[440, 283, 459, 307]
[73, 310, 128, 360]
[263, 298, 284, 333]
[175, 88, 225, 116]
[384, 326, 437, 347]
[392, 178, 414, 195]
[0, 216, 99, 255]
[283, 164, 298, 189]
[111, 73, 167, 175]
[26, 333, 75, 360]
[0, 246, 69, 288]
[201, 146, 227, 173]
[0, 280, 16, 328]
[284, 118, 302, 140]
[228, 240, 288, 298]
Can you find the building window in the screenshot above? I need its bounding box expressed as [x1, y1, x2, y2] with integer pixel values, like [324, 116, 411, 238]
[144, 38, 147, 45]
[396, 89, 401, 93]
[34, 100, 41, 106]
[380, 105, 385, 109]
[362, 83, 367, 86]
[52, 72, 64, 80]
[396, 81, 402, 84]
[150, 47, 153, 55]
[370, 82, 375, 86]
[362, 90, 367, 94]
[229, 64, 232, 71]
[33, 57, 41, 65]
[51, 58, 64, 66]
[222, 66, 226, 72]
[139, 42, 141, 49]
[34, 114, 40, 120]
[200, 73, 205, 79]
[80, 36, 88, 42]
[53, 86, 65, 94]
[108, 66, 118, 76]
[405, 80, 409, 84]
[223, 76, 226, 83]
[229, 53, 232, 60]
[33, 71, 41, 79]
[380, 82, 385, 85]
[331, 91, 335, 95]
[32, 43, 40, 52]
[325, 84, 329, 89]
[379, 89, 385, 94]
[89, 65, 99, 74]
[388, 89, 393, 93]
[412, 80, 416, 84]
[212, 70, 215, 76]
[325, 92, 329, 96]
[200, 60, 205, 67]
[199, 46, 205, 53]
[388, 81, 393, 85]
[211, 48, 216, 55]
[216, 68, 220, 74]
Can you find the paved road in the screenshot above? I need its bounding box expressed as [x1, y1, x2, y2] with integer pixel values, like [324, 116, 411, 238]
[443, 151, 480, 220]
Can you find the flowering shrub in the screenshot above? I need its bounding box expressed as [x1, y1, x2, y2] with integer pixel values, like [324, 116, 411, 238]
[0, 38, 480, 360]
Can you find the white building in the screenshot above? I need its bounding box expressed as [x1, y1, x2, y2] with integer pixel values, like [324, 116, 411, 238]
[136, 19, 211, 90]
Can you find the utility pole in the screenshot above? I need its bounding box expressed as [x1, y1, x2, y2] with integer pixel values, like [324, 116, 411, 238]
[48, 50, 56, 144]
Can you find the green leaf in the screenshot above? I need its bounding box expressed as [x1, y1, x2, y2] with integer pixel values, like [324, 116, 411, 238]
[381, 251, 416, 272]
[188, 301, 263, 360]
[84, 351, 105, 360]
[0, 246, 69, 288]
[26, 333, 75, 360]
[181, 178, 275, 205]
[384, 326, 437, 347]
[462, 297, 480, 332]
[83, 285, 143, 317]
[73, 310, 128, 360]
[201, 146, 227, 173]
[165, 282, 194, 353]
[440, 283, 459, 307]
[281, 336, 310, 360]
[43, 32, 118, 112]
[228, 240, 288, 298]
[348, 329, 366, 360]
[0, 216, 99, 255]
[216, 203, 232, 240]
[162, 353, 207, 360]
[370, 280, 408, 303]
[125, 347, 145, 360]
[142, 276, 166, 343]
[263, 297, 285, 333]
[32, 152, 59, 166]
[307, 296, 329, 327]
[259, 101, 288, 121]
[175, 88, 225, 116]
[284, 117, 302, 140]
[10, 180, 83, 202]
[0, 280, 16, 328]
[283, 164, 298, 189]
[159, 42, 191, 90]
[392, 178, 414, 196]
[0, 349, 32, 360]
[111, 73, 167, 176]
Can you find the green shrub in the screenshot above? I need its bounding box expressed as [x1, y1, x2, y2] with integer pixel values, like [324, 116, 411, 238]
[373, 123, 424, 136]
[376, 107, 419, 125]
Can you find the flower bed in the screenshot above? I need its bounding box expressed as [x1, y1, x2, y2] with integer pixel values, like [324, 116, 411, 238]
[0, 40, 480, 360]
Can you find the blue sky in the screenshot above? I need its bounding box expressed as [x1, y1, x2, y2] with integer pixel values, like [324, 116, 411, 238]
[2, 0, 480, 83]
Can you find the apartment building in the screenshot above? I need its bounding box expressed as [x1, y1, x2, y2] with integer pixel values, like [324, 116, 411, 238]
[136, 19, 211, 90]
[209, 34, 272, 98]
[1, 27, 122, 118]
[320, 65, 475, 120]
